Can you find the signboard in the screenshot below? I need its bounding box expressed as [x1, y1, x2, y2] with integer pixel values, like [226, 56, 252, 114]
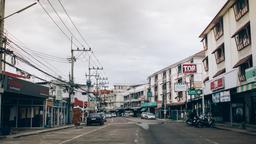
[212, 90, 230, 103]
[174, 83, 187, 92]
[188, 88, 202, 95]
[220, 91, 231, 102]
[212, 92, 220, 103]
[3, 75, 49, 97]
[182, 64, 197, 74]
[245, 66, 256, 83]
[210, 78, 224, 91]
[147, 89, 152, 97]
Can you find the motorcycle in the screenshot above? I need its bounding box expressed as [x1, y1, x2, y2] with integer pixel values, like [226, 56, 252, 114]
[186, 115, 200, 127]
[198, 114, 215, 128]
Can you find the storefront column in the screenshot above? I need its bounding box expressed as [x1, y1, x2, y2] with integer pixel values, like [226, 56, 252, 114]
[0, 93, 2, 128]
[57, 107, 60, 126]
[30, 105, 33, 128]
[230, 103, 233, 126]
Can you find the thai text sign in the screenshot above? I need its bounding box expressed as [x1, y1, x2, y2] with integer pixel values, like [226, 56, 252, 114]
[210, 78, 224, 91]
[245, 66, 256, 83]
[182, 64, 197, 74]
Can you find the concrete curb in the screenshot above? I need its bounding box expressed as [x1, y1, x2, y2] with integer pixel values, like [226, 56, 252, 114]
[214, 126, 256, 136]
[5, 125, 74, 139]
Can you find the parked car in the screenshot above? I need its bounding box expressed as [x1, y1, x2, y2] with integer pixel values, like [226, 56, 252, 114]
[106, 113, 112, 118]
[111, 113, 117, 117]
[141, 112, 149, 119]
[98, 112, 107, 122]
[145, 113, 156, 120]
[87, 113, 104, 126]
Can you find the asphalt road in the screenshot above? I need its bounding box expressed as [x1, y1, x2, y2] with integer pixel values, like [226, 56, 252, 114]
[1, 117, 256, 144]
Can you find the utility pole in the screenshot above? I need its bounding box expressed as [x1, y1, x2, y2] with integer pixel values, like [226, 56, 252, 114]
[68, 36, 91, 124]
[85, 58, 103, 111]
[0, 0, 5, 130]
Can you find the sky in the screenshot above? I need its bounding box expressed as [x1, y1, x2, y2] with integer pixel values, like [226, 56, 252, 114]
[4, 0, 227, 87]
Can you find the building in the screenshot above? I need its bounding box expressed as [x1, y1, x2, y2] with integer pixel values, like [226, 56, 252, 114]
[200, 0, 256, 124]
[0, 72, 49, 134]
[123, 84, 149, 116]
[148, 51, 205, 119]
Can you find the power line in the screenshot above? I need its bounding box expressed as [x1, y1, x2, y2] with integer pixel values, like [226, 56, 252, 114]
[45, 0, 85, 48]
[57, 0, 91, 49]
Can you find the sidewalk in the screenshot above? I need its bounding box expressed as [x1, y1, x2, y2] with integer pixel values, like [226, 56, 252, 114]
[0, 125, 74, 139]
[215, 123, 256, 136]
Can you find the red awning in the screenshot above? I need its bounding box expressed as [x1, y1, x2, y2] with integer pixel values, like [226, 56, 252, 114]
[74, 97, 87, 108]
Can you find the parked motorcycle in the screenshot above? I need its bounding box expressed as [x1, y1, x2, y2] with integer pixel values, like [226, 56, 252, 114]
[198, 115, 215, 128]
[186, 115, 200, 127]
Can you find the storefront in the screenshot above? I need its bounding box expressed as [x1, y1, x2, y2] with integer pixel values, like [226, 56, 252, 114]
[236, 82, 256, 124]
[0, 74, 49, 129]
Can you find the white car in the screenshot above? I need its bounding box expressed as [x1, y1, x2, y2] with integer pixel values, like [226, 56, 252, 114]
[145, 113, 156, 120]
[111, 113, 117, 117]
[106, 113, 112, 118]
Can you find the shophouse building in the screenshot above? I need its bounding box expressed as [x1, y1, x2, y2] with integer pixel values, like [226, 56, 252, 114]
[148, 51, 205, 119]
[123, 84, 148, 116]
[200, 0, 256, 124]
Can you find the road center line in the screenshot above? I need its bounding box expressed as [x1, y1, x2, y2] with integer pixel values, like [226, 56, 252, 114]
[58, 124, 109, 144]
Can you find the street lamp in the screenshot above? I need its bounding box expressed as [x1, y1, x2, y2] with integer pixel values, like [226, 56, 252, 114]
[0, 2, 37, 21]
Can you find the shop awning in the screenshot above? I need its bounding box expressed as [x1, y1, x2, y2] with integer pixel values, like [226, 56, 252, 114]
[140, 107, 147, 112]
[141, 102, 157, 107]
[233, 54, 252, 68]
[213, 68, 226, 78]
[237, 82, 256, 93]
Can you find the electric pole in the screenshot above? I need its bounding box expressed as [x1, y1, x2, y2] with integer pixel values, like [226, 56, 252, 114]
[68, 36, 91, 124]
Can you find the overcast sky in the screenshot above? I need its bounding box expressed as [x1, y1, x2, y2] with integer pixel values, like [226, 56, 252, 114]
[5, 0, 227, 86]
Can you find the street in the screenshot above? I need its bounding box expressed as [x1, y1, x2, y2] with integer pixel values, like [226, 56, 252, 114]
[1, 117, 256, 144]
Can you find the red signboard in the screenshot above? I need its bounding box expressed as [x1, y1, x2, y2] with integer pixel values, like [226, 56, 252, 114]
[182, 64, 197, 74]
[210, 78, 224, 91]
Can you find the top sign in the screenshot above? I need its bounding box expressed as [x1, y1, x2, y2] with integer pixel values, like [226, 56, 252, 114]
[182, 64, 197, 74]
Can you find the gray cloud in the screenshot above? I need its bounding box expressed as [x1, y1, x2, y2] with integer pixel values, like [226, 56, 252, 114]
[5, 0, 227, 85]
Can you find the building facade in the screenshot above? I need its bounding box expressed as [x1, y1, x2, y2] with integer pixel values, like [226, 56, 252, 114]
[148, 51, 205, 118]
[200, 0, 256, 124]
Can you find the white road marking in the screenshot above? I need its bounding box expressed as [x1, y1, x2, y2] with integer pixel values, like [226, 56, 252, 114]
[134, 139, 138, 143]
[58, 125, 109, 144]
[136, 123, 149, 130]
[205, 138, 219, 144]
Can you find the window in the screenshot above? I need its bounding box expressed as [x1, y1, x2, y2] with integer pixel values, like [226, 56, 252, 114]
[178, 78, 182, 83]
[234, 23, 251, 51]
[202, 36, 208, 50]
[213, 18, 224, 40]
[238, 57, 252, 82]
[213, 43, 225, 64]
[163, 71, 167, 81]
[178, 64, 182, 74]
[155, 75, 158, 83]
[233, 0, 249, 21]
[202, 57, 209, 72]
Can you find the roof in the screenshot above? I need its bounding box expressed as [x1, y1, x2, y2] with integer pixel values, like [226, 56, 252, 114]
[148, 50, 205, 78]
[199, 0, 236, 38]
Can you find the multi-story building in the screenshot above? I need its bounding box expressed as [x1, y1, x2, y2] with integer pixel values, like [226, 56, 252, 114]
[148, 51, 205, 118]
[200, 0, 256, 124]
[123, 84, 148, 114]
